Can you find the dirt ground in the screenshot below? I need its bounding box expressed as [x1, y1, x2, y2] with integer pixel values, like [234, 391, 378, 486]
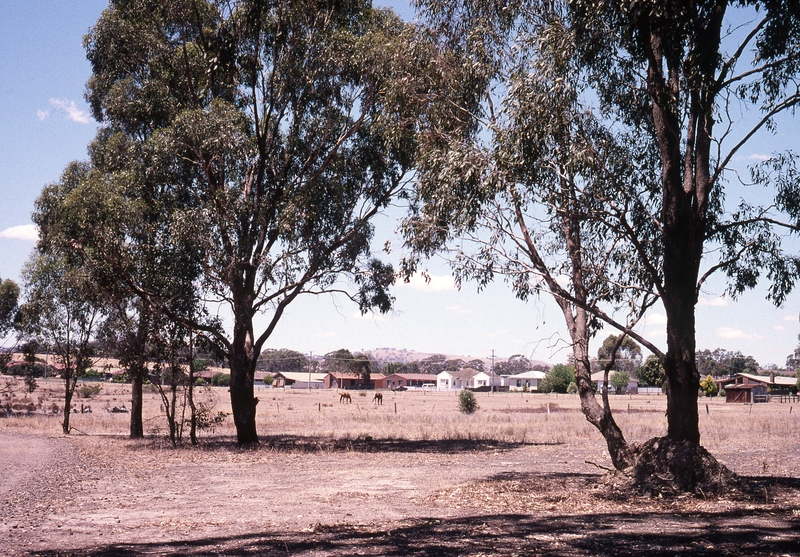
[1, 382, 799, 556]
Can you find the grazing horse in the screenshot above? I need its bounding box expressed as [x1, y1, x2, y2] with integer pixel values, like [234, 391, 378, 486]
[339, 392, 352, 404]
[372, 392, 383, 405]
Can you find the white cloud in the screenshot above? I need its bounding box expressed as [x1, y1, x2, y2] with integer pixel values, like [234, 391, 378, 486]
[773, 325, 786, 331]
[398, 272, 456, 292]
[445, 304, 474, 315]
[647, 313, 668, 325]
[37, 109, 50, 121]
[784, 314, 798, 322]
[747, 153, 771, 161]
[698, 295, 728, 307]
[487, 329, 507, 338]
[47, 98, 91, 124]
[716, 326, 762, 341]
[0, 224, 39, 241]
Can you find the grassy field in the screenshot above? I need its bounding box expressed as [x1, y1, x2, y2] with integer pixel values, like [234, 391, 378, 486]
[3, 374, 799, 476]
[3, 375, 800, 556]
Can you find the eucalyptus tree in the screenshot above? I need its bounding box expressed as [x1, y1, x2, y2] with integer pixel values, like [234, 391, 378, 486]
[405, 3, 661, 469]
[408, 0, 800, 481]
[75, 0, 424, 445]
[19, 249, 106, 435]
[571, 0, 800, 446]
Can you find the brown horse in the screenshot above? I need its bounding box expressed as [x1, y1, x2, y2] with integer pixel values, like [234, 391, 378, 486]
[339, 392, 352, 404]
[372, 392, 383, 405]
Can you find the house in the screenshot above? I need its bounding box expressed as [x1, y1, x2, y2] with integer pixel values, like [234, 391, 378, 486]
[273, 371, 327, 389]
[506, 370, 547, 391]
[374, 373, 439, 390]
[323, 372, 377, 390]
[591, 371, 639, 394]
[437, 368, 491, 390]
[717, 372, 795, 403]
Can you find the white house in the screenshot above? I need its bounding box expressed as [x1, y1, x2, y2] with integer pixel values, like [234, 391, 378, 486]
[507, 370, 547, 391]
[273, 371, 327, 389]
[437, 368, 492, 390]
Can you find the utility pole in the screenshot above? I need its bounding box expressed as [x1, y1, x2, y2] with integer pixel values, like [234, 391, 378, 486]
[490, 350, 495, 393]
[308, 351, 312, 392]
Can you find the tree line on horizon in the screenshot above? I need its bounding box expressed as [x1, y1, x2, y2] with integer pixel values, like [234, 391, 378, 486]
[1, 0, 800, 492]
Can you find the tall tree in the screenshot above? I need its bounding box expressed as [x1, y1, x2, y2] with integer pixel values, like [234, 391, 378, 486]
[56, 0, 426, 445]
[405, 2, 661, 469]
[409, 0, 800, 484]
[571, 0, 800, 445]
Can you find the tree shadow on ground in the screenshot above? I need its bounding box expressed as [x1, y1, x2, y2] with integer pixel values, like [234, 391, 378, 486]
[30, 473, 800, 557]
[141, 435, 559, 454]
[31, 501, 800, 557]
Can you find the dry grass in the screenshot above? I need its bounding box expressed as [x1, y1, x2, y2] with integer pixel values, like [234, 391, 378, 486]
[3, 375, 799, 475]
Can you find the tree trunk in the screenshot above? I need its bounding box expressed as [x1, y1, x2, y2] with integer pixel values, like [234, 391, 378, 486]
[229, 312, 259, 445]
[130, 373, 144, 438]
[62, 371, 75, 435]
[129, 309, 150, 439]
[571, 309, 635, 470]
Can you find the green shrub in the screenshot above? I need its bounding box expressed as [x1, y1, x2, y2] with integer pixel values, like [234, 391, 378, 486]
[458, 389, 479, 414]
[566, 381, 578, 394]
[263, 374, 274, 385]
[211, 372, 231, 387]
[77, 384, 102, 398]
[699, 375, 718, 397]
[542, 364, 575, 393]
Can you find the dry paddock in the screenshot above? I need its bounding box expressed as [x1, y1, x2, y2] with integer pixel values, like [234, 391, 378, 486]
[1, 377, 799, 556]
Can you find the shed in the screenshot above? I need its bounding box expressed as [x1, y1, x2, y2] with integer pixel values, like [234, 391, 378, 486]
[725, 383, 768, 403]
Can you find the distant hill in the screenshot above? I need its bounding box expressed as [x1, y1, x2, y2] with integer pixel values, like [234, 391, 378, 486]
[364, 347, 550, 371]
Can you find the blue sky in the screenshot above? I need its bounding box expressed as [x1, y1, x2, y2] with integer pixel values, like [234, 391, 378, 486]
[1, 1, 798, 368]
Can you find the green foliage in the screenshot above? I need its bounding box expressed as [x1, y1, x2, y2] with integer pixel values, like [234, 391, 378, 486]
[697, 349, 759, 377]
[350, 353, 373, 384]
[541, 364, 575, 394]
[566, 381, 578, 394]
[796, 370, 800, 391]
[211, 373, 230, 387]
[257, 350, 308, 374]
[458, 389, 479, 414]
[262, 375, 274, 385]
[493, 355, 530, 376]
[192, 359, 209, 373]
[699, 375, 719, 398]
[610, 371, 630, 392]
[0, 277, 20, 337]
[636, 355, 666, 388]
[76, 0, 427, 443]
[597, 336, 642, 373]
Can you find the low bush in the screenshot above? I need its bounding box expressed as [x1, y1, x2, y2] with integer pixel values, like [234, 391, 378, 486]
[458, 389, 479, 414]
[77, 384, 102, 398]
[212, 373, 231, 387]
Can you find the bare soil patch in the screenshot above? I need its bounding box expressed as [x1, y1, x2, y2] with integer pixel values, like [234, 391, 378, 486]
[1, 380, 799, 555]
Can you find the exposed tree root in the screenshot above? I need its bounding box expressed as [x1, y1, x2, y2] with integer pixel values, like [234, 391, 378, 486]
[606, 436, 740, 497]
